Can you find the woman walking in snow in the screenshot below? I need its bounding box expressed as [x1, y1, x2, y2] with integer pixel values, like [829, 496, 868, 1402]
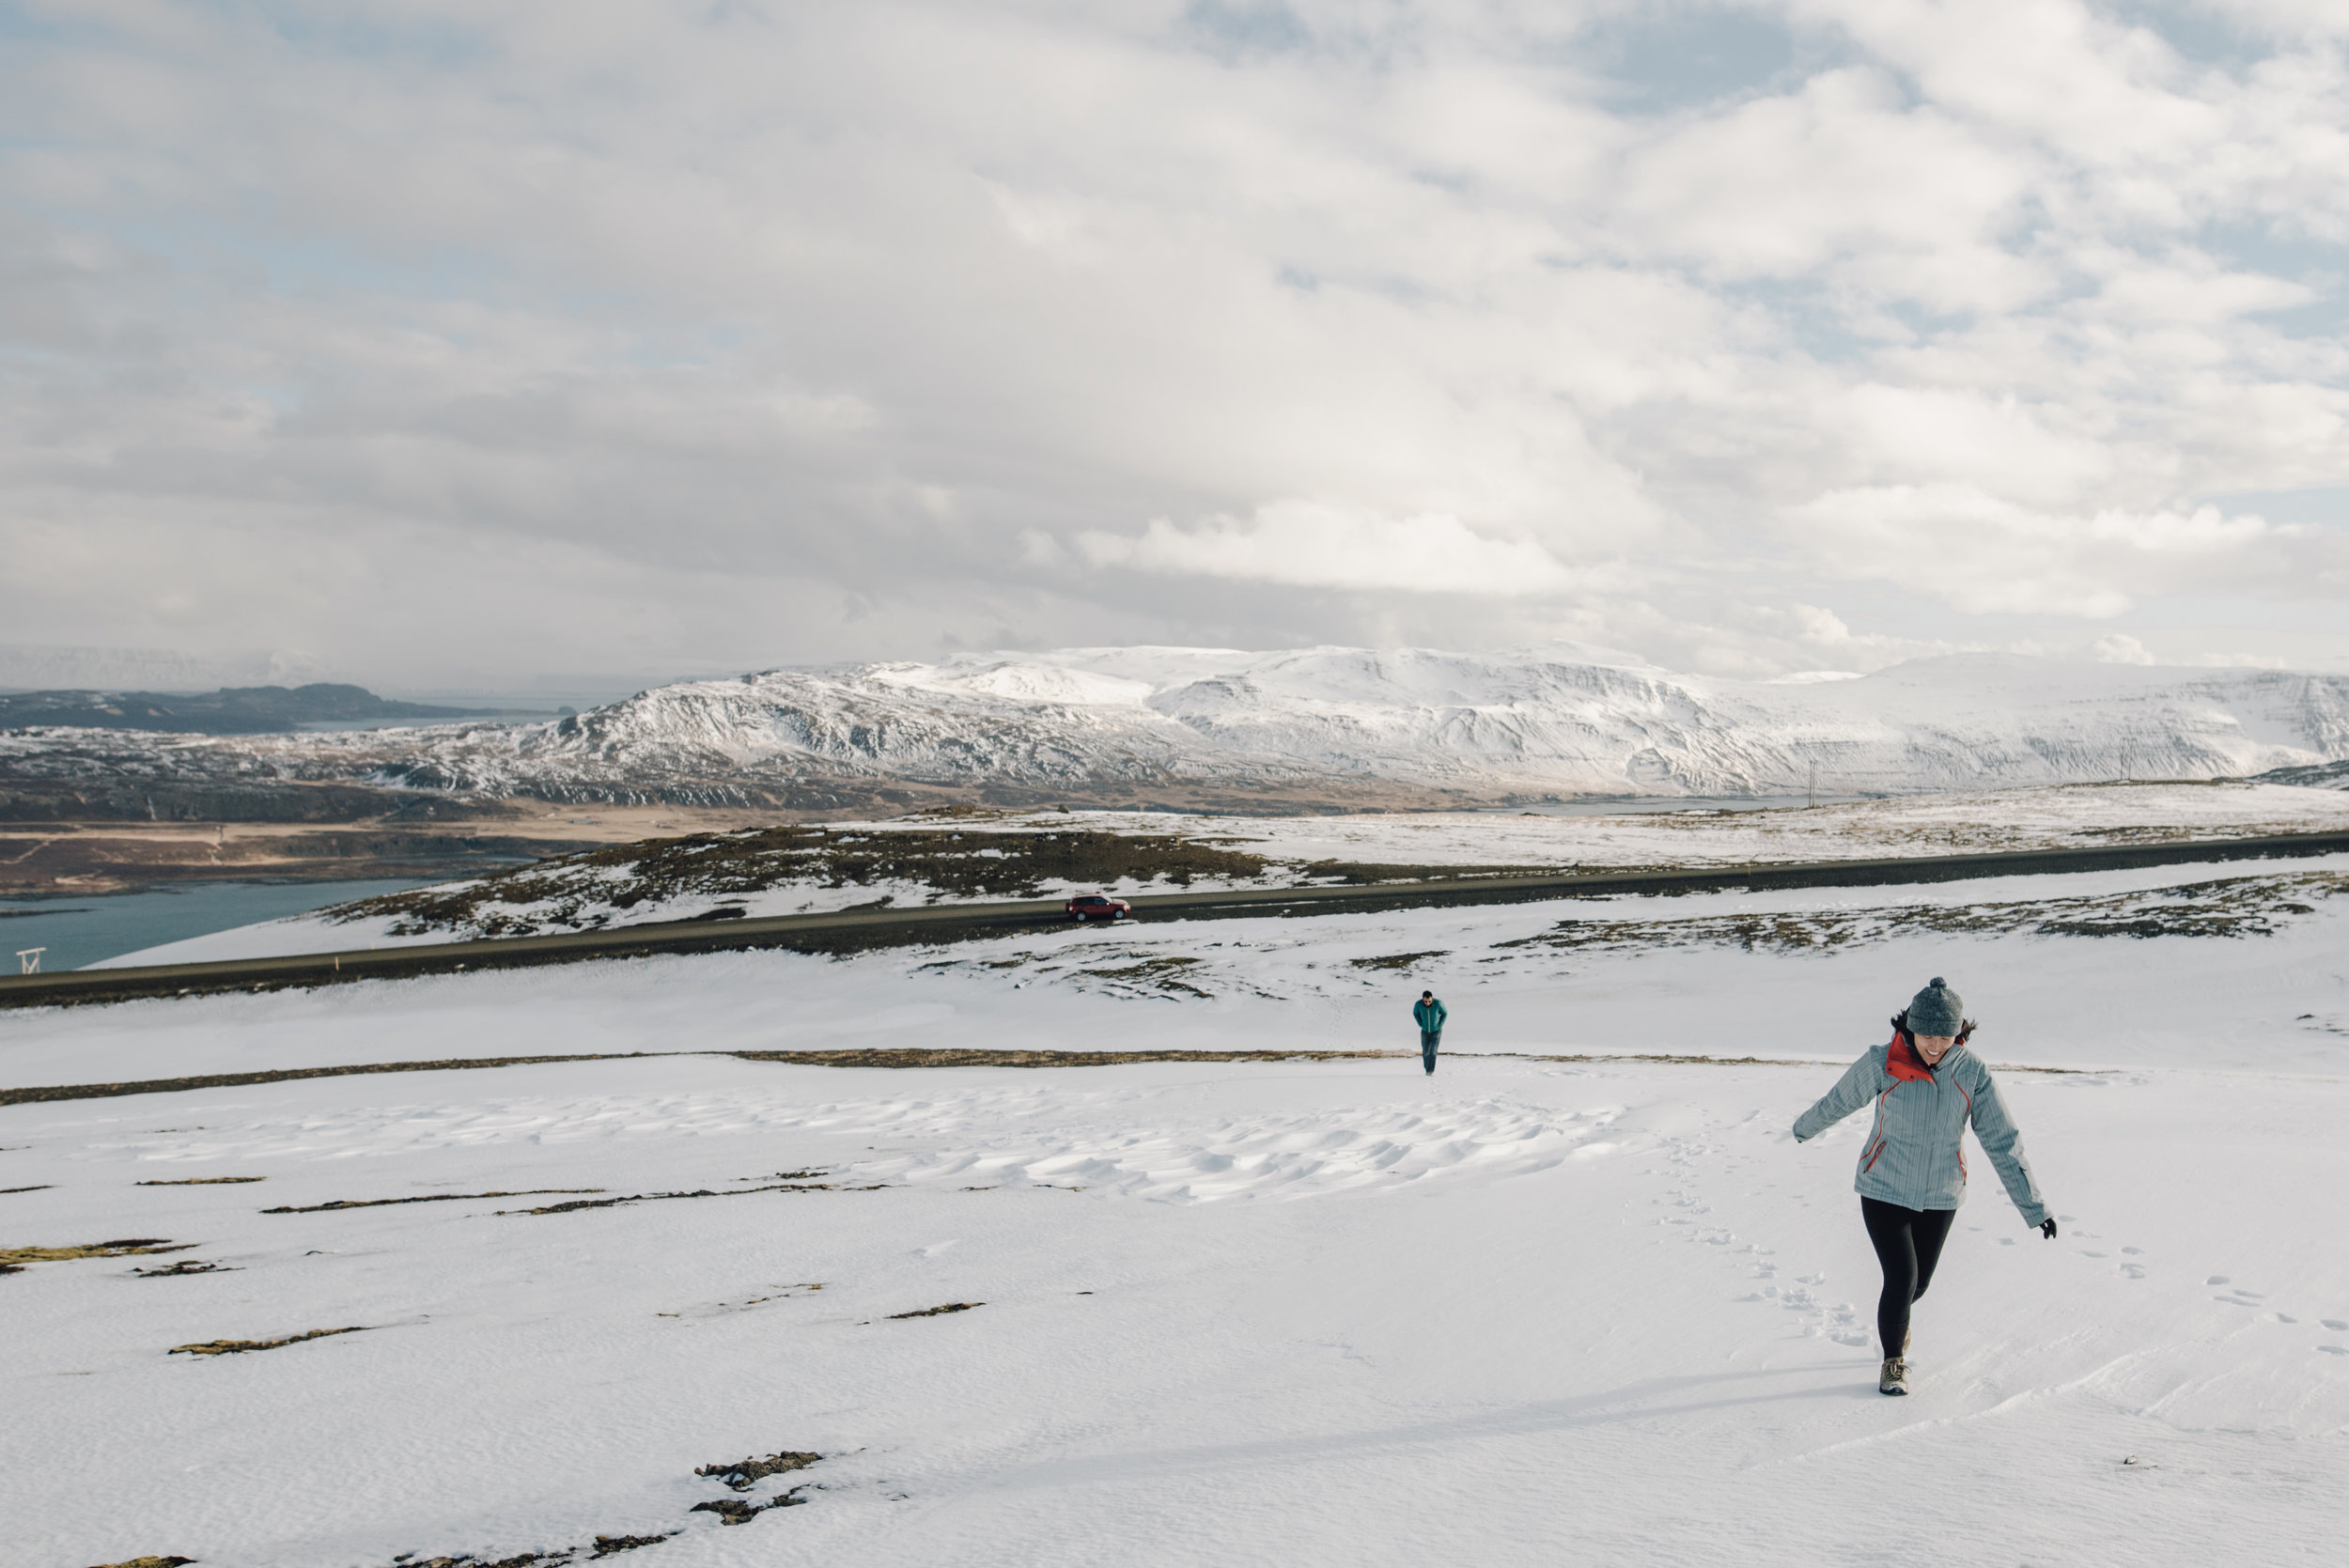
[1794, 977, 2055, 1396]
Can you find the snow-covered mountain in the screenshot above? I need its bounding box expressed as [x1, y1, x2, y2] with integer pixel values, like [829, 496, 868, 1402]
[354, 644, 2349, 801]
[12, 643, 2349, 808]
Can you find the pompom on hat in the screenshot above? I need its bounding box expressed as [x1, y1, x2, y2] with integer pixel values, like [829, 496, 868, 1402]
[1906, 976, 1965, 1037]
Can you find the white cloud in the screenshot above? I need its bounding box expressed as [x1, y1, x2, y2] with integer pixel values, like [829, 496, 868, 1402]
[1, 1, 2348, 681]
[1076, 502, 1579, 596]
[1781, 484, 2295, 616]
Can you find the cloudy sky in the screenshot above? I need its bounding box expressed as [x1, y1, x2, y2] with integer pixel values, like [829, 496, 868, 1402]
[4, 0, 2348, 691]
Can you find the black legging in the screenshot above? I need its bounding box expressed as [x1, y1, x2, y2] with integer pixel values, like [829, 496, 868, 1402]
[1860, 1197, 1955, 1358]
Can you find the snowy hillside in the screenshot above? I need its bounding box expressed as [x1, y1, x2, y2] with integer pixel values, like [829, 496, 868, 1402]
[12, 644, 2349, 808]
[9, 858, 2349, 1565]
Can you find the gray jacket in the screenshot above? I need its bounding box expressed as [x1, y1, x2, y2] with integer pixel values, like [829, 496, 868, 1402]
[1794, 1041, 2047, 1227]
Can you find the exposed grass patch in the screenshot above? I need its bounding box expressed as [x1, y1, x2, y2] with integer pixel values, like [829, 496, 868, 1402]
[169, 1326, 369, 1356]
[1492, 871, 2349, 956]
[729, 1048, 1399, 1068]
[333, 827, 1280, 938]
[497, 1181, 847, 1216]
[1074, 955, 1210, 997]
[2, 1183, 52, 1193]
[1347, 951, 1450, 970]
[2, 1047, 1406, 1110]
[3, 1237, 189, 1274]
[887, 1301, 983, 1318]
[691, 1496, 804, 1525]
[265, 1189, 603, 1214]
[0, 1052, 671, 1108]
[138, 1175, 265, 1186]
[133, 1259, 236, 1277]
[365, 1448, 822, 1563]
[92, 1557, 195, 1567]
[696, 1452, 822, 1490]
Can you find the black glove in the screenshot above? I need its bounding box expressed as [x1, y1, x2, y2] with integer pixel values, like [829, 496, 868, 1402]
[2040, 1218, 2059, 1240]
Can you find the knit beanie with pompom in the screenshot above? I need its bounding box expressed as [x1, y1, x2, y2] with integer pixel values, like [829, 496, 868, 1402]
[1906, 976, 1964, 1037]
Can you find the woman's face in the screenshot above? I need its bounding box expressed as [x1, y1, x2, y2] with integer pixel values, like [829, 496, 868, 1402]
[1915, 1033, 1956, 1063]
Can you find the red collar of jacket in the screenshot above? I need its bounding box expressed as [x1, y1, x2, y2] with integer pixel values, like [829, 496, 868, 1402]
[1886, 1035, 1938, 1081]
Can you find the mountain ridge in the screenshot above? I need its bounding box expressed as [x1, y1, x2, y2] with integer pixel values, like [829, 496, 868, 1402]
[8, 644, 2349, 812]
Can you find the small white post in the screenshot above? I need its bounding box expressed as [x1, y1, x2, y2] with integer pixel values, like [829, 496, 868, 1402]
[16, 947, 44, 975]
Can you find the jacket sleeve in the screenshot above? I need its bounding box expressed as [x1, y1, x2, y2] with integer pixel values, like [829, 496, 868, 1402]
[1793, 1050, 1885, 1141]
[1432, 1001, 1447, 1029]
[1964, 1064, 2048, 1228]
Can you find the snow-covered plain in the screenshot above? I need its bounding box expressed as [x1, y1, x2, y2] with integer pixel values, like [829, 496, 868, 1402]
[94, 780, 2349, 962]
[8, 857, 2349, 1565]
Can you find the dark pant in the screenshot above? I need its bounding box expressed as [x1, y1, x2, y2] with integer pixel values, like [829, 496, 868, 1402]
[1421, 1030, 1440, 1074]
[1860, 1197, 1955, 1358]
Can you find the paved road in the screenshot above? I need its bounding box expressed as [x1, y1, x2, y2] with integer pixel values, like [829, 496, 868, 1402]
[6, 827, 2347, 1010]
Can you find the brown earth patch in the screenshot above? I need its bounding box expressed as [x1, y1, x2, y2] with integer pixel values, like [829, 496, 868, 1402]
[137, 1175, 265, 1186]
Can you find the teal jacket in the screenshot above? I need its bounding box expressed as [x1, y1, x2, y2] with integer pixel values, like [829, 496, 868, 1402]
[1794, 1039, 2047, 1227]
[1413, 998, 1447, 1032]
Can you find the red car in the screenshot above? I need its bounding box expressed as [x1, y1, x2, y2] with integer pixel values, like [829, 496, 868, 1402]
[1066, 893, 1131, 922]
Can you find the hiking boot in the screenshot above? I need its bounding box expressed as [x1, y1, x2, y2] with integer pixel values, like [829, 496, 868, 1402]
[1879, 1357, 1909, 1396]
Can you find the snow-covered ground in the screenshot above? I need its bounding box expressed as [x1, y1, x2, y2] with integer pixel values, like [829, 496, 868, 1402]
[8, 858, 2349, 1565]
[89, 780, 2349, 963]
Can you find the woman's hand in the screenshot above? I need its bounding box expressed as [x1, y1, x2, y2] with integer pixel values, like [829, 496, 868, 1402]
[2040, 1218, 2059, 1240]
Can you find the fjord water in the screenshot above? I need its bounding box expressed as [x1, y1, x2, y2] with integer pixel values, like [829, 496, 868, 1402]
[0, 877, 434, 972]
